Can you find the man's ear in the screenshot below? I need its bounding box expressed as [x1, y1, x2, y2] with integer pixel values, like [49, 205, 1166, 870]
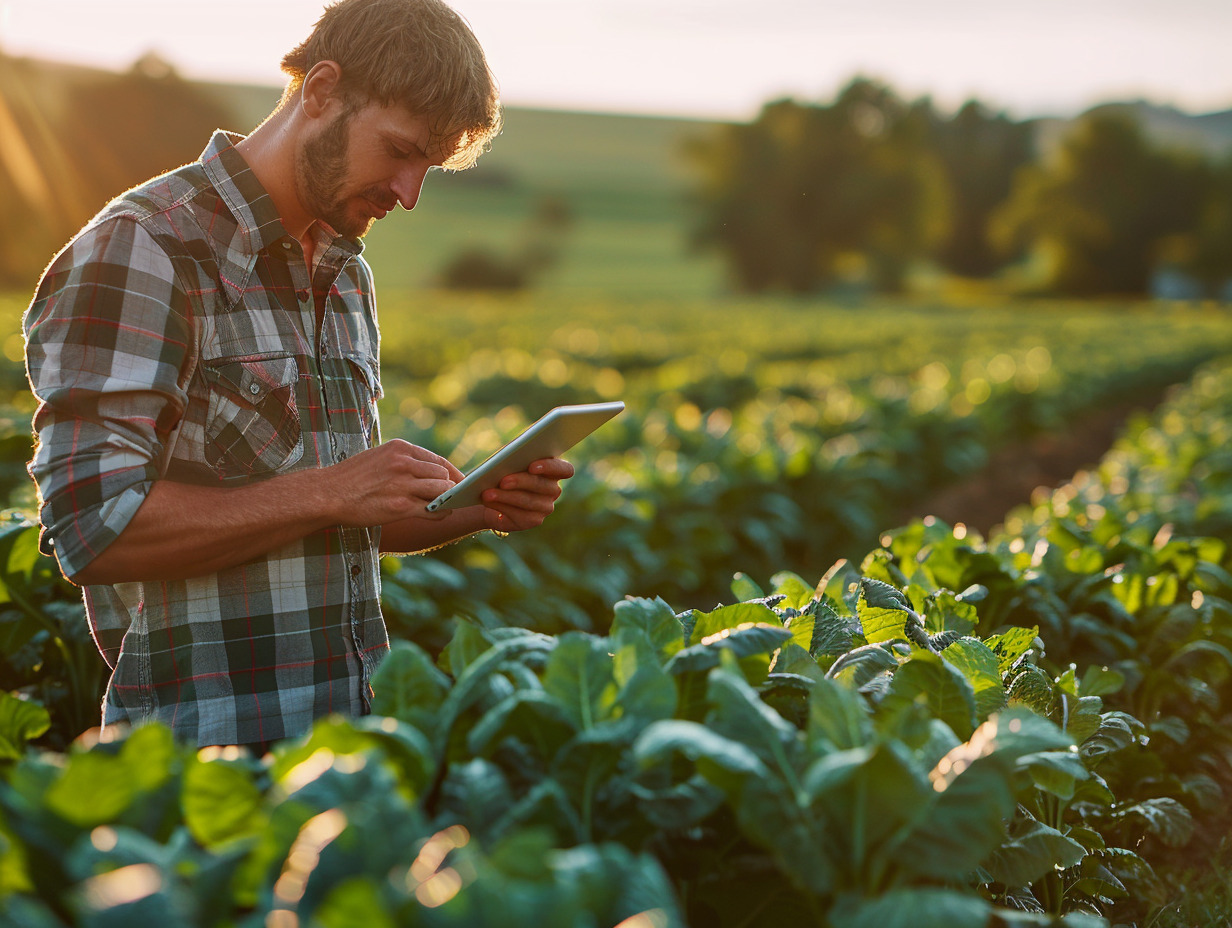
[300, 61, 345, 120]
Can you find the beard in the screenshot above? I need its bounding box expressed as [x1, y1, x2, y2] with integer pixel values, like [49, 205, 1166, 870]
[297, 108, 396, 239]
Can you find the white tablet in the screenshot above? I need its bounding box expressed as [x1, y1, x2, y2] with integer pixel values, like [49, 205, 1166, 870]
[425, 401, 625, 512]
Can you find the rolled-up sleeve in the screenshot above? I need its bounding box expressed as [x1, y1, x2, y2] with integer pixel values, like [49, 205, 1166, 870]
[24, 216, 192, 580]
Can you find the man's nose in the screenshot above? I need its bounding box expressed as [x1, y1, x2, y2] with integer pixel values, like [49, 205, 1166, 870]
[391, 164, 430, 212]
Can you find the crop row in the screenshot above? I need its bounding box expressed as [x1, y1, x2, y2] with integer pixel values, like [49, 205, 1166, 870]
[376, 299, 1232, 644]
[4, 354, 1232, 925]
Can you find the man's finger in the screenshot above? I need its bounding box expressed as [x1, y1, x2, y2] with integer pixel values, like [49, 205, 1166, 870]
[528, 458, 575, 479]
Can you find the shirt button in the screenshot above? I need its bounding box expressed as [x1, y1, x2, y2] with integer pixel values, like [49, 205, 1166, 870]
[351, 564, 361, 577]
[337, 451, 348, 462]
[248, 383, 261, 395]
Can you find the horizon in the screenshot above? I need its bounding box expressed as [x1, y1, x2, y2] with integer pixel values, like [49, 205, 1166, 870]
[1, 0, 1230, 123]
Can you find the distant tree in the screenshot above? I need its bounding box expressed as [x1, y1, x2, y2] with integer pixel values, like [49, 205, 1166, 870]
[992, 112, 1208, 295]
[1168, 156, 1232, 297]
[62, 54, 235, 217]
[687, 78, 950, 294]
[928, 100, 1035, 278]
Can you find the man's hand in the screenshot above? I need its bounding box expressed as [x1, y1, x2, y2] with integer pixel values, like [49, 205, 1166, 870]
[479, 457, 575, 533]
[330, 439, 463, 526]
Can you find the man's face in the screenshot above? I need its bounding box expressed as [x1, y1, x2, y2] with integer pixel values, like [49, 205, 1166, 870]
[296, 100, 449, 238]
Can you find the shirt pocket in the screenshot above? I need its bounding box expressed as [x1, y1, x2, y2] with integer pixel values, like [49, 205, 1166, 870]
[341, 351, 382, 446]
[202, 353, 305, 479]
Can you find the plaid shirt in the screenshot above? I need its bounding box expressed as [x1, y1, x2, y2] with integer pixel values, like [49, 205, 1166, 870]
[25, 131, 390, 746]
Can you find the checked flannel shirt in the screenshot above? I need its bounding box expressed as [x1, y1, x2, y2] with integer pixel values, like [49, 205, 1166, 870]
[25, 131, 390, 746]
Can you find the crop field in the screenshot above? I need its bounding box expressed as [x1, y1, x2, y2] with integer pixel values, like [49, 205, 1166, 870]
[4, 286, 1232, 925]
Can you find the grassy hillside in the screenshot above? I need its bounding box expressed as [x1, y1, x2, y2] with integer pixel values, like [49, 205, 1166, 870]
[360, 105, 726, 296]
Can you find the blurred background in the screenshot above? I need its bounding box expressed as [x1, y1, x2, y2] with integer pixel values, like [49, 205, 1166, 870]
[2, 0, 1232, 643]
[1, 0, 1231, 299]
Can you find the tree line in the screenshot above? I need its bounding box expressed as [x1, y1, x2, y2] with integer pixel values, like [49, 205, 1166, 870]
[688, 78, 1232, 297]
[1, 55, 1229, 300]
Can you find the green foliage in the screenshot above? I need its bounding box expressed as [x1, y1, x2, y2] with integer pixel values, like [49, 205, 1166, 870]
[0, 553, 1182, 925]
[0, 517, 102, 749]
[993, 112, 1209, 295]
[688, 78, 949, 293]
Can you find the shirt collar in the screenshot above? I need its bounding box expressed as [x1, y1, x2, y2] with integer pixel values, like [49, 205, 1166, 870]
[197, 131, 365, 305]
[199, 131, 289, 256]
[199, 131, 366, 258]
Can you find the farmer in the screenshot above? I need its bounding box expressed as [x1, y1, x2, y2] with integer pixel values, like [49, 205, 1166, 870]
[22, 0, 572, 748]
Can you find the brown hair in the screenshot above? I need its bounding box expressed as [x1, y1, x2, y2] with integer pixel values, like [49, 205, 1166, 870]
[281, 0, 501, 169]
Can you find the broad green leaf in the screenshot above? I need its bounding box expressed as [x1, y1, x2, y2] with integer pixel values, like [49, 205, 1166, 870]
[465, 689, 573, 759]
[1081, 711, 1141, 759]
[808, 676, 873, 751]
[1007, 666, 1056, 716]
[986, 707, 1075, 759]
[857, 579, 914, 644]
[0, 692, 50, 760]
[434, 633, 557, 750]
[183, 757, 265, 847]
[369, 639, 452, 736]
[313, 876, 395, 928]
[612, 639, 678, 722]
[787, 600, 857, 658]
[983, 820, 1087, 888]
[730, 572, 765, 602]
[1146, 571, 1180, 607]
[611, 597, 685, 662]
[882, 651, 977, 740]
[771, 642, 824, 682]
[437, 758, 514, 842]
[438, 621, 494, 677]
[120, 724, 178, 793]
[1063, 694, 1103, 745]
[634, 719, 769, 795]
[4, 524, 41, 581]
[1021, 750, 1087, 799]
[44, 751, 137, 827]
[829, 887, 990, 928]
[271, 716, 436, 799]
[985, 626, 1039, 674]
[688, 602, 780, 646]
[664, 624, 792, 677]
[770, 570, 814, 610]
[813, 740, 932, 871]
[542, 633, 619, 731]
[942, 638, 1006, 721]
[547, 843, 684, 928]
[629, 776, 724, 831]
[892, 749, 1016, 880]
[825, 643, 898, 690]
[923, 590, 978, 636]
[801, 746, 873, 799]
[499, 779, 583, 843]
[736, 773, 835, 895]
[1079, 664, 1125, 698]
[1116, 797, 1194, 847]
[551, 719, 643, 824]
[705, 657, 800, 773]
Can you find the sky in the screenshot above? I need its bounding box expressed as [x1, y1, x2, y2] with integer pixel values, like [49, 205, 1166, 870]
[1, 0, 1230, 121]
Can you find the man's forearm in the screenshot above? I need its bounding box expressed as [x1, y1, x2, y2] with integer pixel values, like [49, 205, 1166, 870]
[69, 440, 460, 585]
[378, 505, 490, 555]
[71, 470, 343, 585]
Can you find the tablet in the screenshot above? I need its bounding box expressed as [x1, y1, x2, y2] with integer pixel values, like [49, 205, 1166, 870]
[426, 401, 625, 512]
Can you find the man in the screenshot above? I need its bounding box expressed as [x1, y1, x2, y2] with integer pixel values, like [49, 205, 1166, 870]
[23, 0, 573, 748]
